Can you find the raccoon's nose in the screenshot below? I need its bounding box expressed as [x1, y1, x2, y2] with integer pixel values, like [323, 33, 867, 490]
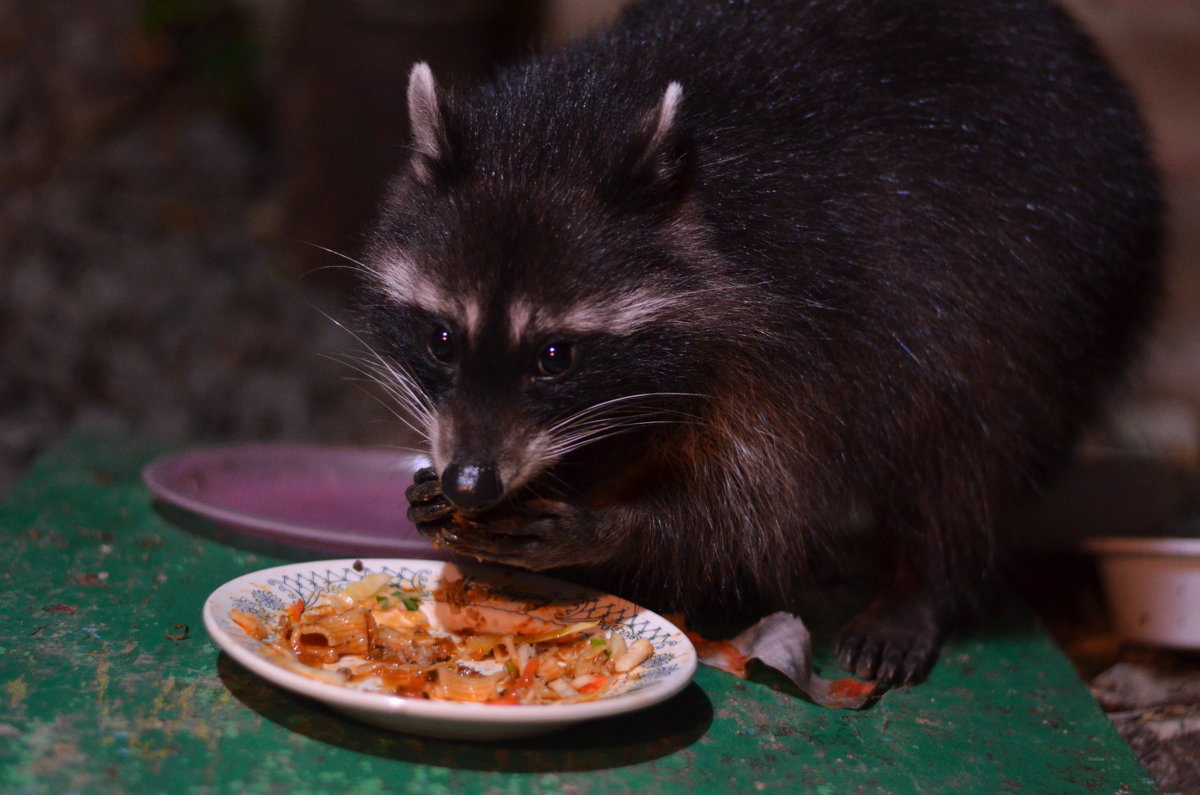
[441, 462, 504, 512]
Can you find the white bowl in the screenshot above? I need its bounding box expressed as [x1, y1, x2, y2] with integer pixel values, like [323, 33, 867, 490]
[203, 558, 698, 741]
[1083, 536, 1200, 649]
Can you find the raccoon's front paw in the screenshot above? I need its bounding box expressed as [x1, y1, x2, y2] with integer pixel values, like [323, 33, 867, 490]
[432, 500, 608, 571]
[405, 467, 457, 536]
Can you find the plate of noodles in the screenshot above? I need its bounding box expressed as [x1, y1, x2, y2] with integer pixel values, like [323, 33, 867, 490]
[203, 558, 698, 740]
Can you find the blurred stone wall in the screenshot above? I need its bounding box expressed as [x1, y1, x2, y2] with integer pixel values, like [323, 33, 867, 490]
[0, 0, 344, 493]
[0, 0, 539, 493]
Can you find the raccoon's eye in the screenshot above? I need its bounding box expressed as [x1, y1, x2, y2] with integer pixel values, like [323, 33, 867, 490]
[427, 324, 455, 364]
[535, 341, 574, 379]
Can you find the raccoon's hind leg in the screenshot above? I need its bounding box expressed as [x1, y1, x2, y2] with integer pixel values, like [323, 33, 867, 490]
[832, 562, 946, 685]
[832, 495, 956, 684]
[832, 437, 1000, 684]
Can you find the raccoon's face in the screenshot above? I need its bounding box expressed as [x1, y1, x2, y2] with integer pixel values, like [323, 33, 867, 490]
[362, 277, 697, 512]
[360, 65, 718, 512]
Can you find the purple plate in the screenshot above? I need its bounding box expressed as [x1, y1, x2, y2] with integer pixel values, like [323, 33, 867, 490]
[142, 444, 448, 557]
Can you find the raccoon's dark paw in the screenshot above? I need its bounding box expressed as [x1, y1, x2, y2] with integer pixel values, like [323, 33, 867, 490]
[430, 500, 608, 571]
[405, 467, 457, 535]
[833, 597, 943, 685]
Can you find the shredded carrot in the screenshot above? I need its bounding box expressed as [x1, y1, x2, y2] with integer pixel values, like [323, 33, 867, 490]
[491, 659, 541, 705]
[577, 675, 610, 695]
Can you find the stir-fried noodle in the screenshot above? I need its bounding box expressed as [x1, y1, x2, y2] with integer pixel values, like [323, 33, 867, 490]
[231, 573, 654, 704]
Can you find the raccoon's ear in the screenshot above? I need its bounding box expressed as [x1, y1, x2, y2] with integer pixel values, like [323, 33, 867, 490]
[607, 82, 693, 211]
[406, 62, 458, 185]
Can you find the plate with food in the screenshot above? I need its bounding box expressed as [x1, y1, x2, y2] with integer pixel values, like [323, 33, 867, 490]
[203, 558, 698, 740]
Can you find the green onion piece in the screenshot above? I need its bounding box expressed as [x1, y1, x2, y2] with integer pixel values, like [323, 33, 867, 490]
[589, 638, 608, 647]
[400, 595, 421, 611]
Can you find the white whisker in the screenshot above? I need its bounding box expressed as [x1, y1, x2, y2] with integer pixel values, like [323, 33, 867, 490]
[544, 418, 690, 458]
[546, 392, 704, 433]
[326, 352, 434, 439]
[540, 391, 708, 461]
[297, 241, 388, 282]
[315, 309, 436, 443]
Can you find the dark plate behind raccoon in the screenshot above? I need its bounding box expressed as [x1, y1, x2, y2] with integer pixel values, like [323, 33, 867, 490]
[143, 444, 447, 558]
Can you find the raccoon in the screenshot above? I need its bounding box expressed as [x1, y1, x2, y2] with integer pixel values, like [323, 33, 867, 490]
[358, 0, 1160, 684]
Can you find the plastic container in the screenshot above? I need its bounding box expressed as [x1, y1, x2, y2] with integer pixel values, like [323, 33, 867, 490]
[1083, 536, 1200, 649]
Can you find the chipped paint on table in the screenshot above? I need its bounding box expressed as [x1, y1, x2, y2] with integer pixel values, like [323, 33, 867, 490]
[0, 434, 1157, 793]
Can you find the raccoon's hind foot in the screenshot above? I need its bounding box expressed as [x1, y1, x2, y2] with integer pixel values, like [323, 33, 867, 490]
[833, 593, 944, 685]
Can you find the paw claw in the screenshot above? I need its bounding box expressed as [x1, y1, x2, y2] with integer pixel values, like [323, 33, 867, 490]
[405, 468, 459, 536]
[408, 502, 454, 529]
[835, 599, 943, 685]
[405, 477, 445, 505]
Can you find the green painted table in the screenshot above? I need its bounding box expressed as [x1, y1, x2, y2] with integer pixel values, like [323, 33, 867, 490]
[0, 434, 1156, 794]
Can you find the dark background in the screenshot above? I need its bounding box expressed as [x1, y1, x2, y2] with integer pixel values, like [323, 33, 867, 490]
[2, 0, 1197, 495]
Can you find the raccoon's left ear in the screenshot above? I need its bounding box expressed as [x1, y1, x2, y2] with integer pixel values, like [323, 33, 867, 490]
[607, 82, 693, 211]
[406, 62, 459, 185]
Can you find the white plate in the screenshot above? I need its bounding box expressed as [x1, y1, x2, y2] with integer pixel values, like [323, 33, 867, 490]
[203, 558, 698, 740]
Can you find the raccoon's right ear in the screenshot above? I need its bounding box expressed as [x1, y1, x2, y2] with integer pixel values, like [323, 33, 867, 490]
[605, 82, 694, 212]
[406, 62, 459, 185]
